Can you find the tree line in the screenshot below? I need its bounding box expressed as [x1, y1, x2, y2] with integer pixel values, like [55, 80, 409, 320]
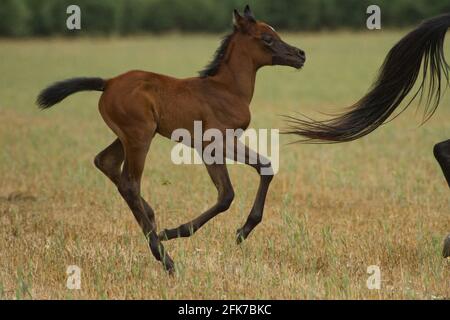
[0, 0, 449, 37]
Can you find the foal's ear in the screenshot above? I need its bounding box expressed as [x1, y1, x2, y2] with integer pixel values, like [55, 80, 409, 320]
[243, 5, 256, 23]
[233, 8, 255, 33]
[233, 9, 244, 27]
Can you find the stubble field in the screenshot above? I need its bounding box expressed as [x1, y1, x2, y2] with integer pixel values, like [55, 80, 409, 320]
[0, 31, 449, 299]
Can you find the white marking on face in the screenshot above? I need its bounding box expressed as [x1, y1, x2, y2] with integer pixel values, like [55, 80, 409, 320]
[268, 25, 276, 32]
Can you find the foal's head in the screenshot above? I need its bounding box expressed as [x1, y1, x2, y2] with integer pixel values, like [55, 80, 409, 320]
[200, 6, 306, 78]
[232, 5, 306, 69]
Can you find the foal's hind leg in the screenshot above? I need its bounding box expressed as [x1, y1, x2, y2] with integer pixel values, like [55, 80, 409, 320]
[99, 116, 174, 273]
[433, 140, 450, 258]
[94, 138, 158, 223]
[118, 135, 175, 273]
[158, 163, 234, 241]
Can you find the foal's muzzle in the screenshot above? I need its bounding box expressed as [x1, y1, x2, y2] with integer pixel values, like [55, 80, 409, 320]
[272, 40, 306, 69]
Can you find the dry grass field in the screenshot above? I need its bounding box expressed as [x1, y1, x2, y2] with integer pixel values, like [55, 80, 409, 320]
[0, 31, 449, 299]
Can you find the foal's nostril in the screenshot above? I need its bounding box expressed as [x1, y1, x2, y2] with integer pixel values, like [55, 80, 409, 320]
[297, 49, 306, 59]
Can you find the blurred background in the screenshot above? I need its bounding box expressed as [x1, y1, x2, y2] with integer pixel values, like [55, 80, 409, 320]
[1, 0, 449, 299]
[1, 0, 450, 37]
[0, 0, 450, 299]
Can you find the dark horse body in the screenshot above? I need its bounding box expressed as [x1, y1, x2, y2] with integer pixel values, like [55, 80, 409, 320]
[37, 6, 305, 273]
[287, 13, 450, 257]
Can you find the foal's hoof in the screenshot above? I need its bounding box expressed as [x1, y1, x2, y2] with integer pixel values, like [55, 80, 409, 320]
[163, 257, 176, 276]
[443, 234, 450, 258]
[166, 265, 176, 276]
[236, 228, 247, 245]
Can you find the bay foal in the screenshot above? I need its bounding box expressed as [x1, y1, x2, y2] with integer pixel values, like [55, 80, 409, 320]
[37, 6, 305, 273]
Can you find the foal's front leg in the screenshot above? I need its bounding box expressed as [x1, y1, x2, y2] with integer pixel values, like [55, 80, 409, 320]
[230, 140, 274, 244]
[433, 140, 450, 258]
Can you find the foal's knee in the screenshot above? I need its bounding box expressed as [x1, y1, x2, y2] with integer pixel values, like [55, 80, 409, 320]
[433, 140, 450, 163]
[217, 189, 235, 211]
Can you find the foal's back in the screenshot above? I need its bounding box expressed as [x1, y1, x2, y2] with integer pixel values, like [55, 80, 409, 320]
[99, 70, 251, 140]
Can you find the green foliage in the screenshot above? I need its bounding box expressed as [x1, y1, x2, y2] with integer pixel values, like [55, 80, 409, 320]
[0, 0, 30, 36]
[0, 0, 448, 37]
[25, 0, 51, 36]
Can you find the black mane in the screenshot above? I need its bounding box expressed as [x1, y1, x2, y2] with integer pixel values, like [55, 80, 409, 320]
[199, 32, 235, 78]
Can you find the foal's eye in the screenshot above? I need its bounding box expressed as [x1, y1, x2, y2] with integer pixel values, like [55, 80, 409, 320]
[262, 35, 273, 46]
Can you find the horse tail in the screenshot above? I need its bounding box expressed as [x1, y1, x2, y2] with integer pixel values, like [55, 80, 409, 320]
[37, 77, 105, 110]
[284, 13, 450, 143]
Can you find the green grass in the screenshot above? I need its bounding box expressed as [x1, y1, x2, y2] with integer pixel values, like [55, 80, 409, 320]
[0, 31, 449, 299]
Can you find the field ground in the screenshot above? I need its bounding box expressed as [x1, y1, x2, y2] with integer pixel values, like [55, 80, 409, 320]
[0, 31, 449, 299]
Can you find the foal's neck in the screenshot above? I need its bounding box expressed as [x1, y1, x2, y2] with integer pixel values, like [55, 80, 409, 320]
[213, 39, 258, 104]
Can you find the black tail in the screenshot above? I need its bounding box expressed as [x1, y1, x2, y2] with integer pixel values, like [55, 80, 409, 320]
[284, 13, 450, 143]
[37, 77, 105, 109]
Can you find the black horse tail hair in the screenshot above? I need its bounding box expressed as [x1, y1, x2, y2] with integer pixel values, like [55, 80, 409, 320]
[284, 13, 450, 143]
[37, 77, 105, 110]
